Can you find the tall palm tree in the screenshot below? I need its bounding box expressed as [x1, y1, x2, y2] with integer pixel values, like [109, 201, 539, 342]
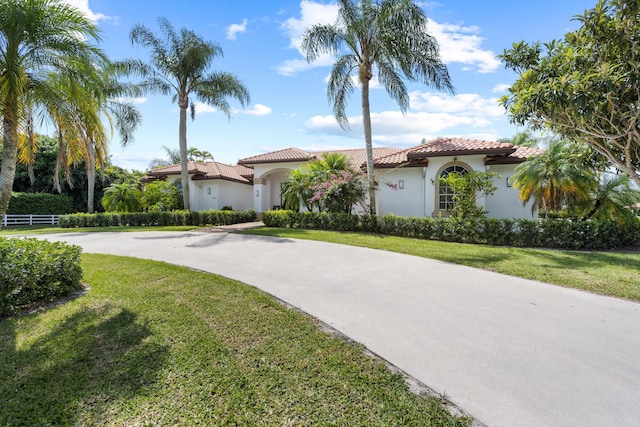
[512, 139, 595, 217]
[301, 0, 454, 215]
[129, 18, 250, 210]
[0, 0, 104, 220]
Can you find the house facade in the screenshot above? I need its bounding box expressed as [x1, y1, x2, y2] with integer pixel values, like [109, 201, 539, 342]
[145, 138, 543, 219]
[373, 138, 542, 219]
[144, 161, 254, 211]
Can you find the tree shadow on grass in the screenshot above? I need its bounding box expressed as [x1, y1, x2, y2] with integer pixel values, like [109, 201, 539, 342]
[0, 304, 169, 425]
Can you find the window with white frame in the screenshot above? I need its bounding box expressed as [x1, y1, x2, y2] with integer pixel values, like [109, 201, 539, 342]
[438, 164, 469, 211]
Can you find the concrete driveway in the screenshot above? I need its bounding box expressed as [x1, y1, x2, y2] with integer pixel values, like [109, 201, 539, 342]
[38, 231, 640, 426]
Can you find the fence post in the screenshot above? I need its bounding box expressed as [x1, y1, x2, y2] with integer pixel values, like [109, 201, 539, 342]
[51, 214, 55, 225]
[29, 214, 33, 225]
[2, 215, 5, 227]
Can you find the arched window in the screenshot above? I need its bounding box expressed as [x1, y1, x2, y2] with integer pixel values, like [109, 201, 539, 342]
[438, 164, 469, 211]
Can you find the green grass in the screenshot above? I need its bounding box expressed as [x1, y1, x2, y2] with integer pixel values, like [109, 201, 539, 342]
[244, 228, 640, 303]
[0, 254, 470, 426]
[0, 224, 199, 235]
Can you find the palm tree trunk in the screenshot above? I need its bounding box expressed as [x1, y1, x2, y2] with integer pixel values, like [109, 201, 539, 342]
[86, 141, 96, 213]
[0, 108, 19, 221]
[361, 78, 376, 215]
[178, 101, 191, 210]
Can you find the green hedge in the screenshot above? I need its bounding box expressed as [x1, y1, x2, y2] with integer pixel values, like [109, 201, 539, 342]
[263, 210, 640, 250]
[0, 238, 83, 316]
[7, 192, 74, 215]
[59, 209, 257, 228]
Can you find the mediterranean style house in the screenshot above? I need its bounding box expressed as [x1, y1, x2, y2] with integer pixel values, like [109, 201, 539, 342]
[144, 137, 543, 219]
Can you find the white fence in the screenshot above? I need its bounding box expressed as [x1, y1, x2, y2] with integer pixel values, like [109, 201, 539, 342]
[2, 214, 59, 227]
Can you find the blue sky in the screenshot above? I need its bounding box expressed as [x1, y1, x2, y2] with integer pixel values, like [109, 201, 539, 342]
[65, 0, 596, 171]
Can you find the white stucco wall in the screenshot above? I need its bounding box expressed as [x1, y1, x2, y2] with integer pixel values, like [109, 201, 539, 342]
[251, 162, 304, 213]
[375, 155, 535, 219]
[377, 167, 426, 217]
[485, 164, 537, 219]
[167, 177, 252, 211]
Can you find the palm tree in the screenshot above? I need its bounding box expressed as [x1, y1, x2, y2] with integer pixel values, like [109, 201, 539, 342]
[301, 0, 454, 215]
[281, 167, 314, 211]
[577, 174, 640, 224]
[149, 145, 181, 169]
[187, 147, 214, 162]
[512, 139, 595, 217]
[498, 131, 540, 148]
[101, 182, 143, 213]
[129, 18, 250, 210]
[0, 0, 104, 220]
[38, 66, 141, 213]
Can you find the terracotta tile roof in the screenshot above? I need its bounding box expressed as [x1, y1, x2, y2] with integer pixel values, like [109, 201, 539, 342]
[373, 147, 419, 168]
[407, 137, 516, 159]
[485, 146, 544, 165]
[374, 138, 543, 167]
[147, 161, 205, 176]
[238, 147, 314, 164]
[147, 161, 252, 184]
[238, 146, 401, 168]
[311, 147, 401, 168]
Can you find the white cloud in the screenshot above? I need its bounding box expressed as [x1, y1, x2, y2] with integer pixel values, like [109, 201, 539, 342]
[62, 0, 110, 22]
[304, 91, 506, 145]
[275, 1, 339, 76]
[226, 18, 248, 41]
[243, 104, 272, 116]
[194, 103, 217, 114]
[277, 2, 499, 77]
[427, 20, 501, 73]
[110, 97, 147, 105]
[409, 91, 504, 117]
[492, 83, 511, 93]
[281, 0, 339, 50]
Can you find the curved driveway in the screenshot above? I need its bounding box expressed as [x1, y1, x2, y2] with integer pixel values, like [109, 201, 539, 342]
[40, 231, 640, 427]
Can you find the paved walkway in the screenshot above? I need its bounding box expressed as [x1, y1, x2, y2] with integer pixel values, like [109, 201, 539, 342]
[39, 230, 640, 427]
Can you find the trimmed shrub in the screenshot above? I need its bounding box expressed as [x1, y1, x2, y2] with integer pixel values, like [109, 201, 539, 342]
[59, 209, 257, 228]
[7, 192, 74, 215]
[261, 210, 640, 250]
[0, 238, 83, 316]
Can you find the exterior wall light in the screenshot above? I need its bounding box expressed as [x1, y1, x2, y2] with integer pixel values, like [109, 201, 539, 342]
[255, 189, 260, 197]
[398, 179, 405, 189]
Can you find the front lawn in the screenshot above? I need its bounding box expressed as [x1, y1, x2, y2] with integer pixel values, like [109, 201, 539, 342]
[0, 254, 470, 426]
[244, 228, 640, 303]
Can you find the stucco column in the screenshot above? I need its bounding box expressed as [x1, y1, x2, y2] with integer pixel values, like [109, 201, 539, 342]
[253, 178, 267, 217]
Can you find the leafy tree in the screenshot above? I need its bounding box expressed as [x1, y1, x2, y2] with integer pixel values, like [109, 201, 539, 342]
[438, 170, 498, 219]
[512, 139, 595, 217]
[282, 153, 366, 213]
[144, 180, 183, 211]
[310, 169, 366, 213]
[129, 17, 250, 210]
[499, 0, 640, 187]
[11, 135, 142, 212]
[101, 182, 143, 213]
[0, 0, 105, 221]
[301, 0, 454, 215]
